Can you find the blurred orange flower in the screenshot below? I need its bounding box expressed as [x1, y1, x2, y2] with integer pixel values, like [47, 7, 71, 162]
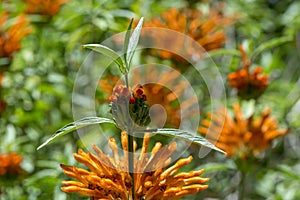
[141, 7, 234, 63]
[24, 0, 68, 16]
[60, 131, 209, 199]
[228, 45, 268, 100]
[0, 152, 23, 176]
[141, 71, 197, 128]
[198, 103, 288, 158]
[0, 12, 32, 58]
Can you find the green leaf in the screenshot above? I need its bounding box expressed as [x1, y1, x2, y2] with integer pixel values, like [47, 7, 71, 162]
[276, 165, 300, 181]
[124, 18, 134, 67]
[153, 128, 226, 154]
[250, 36, 293, 60]
[205, 49, 241, 58]
[37, 117, 115, 150]
[0, 57, 11, 66]
[201, 162, 235, 173]
[126, 17, 144, 70]
[83, 44, 126, 73]
[66, 24, 91, 52]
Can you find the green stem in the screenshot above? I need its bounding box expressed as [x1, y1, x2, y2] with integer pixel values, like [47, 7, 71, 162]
[238, 171, 246, 200]
[125, 72, 134, 199]
[128, 131, 134, 199]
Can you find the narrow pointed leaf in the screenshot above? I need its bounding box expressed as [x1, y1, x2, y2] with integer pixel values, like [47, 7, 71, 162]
[83, 44, 126, 73]
[126, 17, 144, 69]
[201, 163, 235, 173]
[153, 128, 226, 154]
[205, 49, 241, 58]
[251, 36, 293, 59]
[124, 18, 134, 67]
[37, 117, 115, 150]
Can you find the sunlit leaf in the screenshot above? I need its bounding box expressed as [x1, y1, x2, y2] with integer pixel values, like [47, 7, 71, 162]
[124, 18, 134, 68]
[37, 117, 115, 150]
[152, 128, 226, 154]
[126, 17, 144, 69]
[83, 44, 126, 73]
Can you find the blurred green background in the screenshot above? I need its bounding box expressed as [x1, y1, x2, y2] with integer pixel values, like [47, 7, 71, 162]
[1, 0, 300, 199]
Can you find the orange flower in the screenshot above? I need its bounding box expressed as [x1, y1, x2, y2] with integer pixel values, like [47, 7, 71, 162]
[141, 7, 233, 63]
[60, 131, 209, 199]
[0, 12, 32, 58]
[0, 152, 23, 176]
[247, 108, 289, 154]
[24, 0, 68, 16]
[227, 46, 268, 100]
[198, 103, 288, 158]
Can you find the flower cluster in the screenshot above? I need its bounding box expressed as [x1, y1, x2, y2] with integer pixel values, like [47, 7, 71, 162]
[0, 12, 32, 58]
[24, 0, 68, 16]
[199, 103, 289, 158]
[110, 84, 150, 129]
[60, 131, 209, 199]
[227, 46, 269, 100]
[0, 152, 23, 176]
[99, 68, 197, 128]
[141, 7, 233, 63]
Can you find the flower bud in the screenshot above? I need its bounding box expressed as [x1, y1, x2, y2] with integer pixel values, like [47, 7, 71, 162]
[109, 84, 151, 131]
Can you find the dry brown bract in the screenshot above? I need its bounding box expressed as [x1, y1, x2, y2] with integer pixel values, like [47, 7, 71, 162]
[199, 103, 288, 158]
[60, 131, 209, 199]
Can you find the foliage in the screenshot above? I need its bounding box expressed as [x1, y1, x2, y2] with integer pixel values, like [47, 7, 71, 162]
[1, 0, 300, 199]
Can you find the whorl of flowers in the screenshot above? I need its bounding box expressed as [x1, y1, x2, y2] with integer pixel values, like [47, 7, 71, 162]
[199, 103, 289, 158]
[140, 7, 233, 63]
[227, 45, 269, 100]
[60, 131, 209, 199]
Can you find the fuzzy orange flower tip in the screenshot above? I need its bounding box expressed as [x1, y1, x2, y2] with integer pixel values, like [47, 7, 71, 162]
[0, 152, 23, 176]
[227, 46, 269, 100]
[60, 132, 209, 199]
[24, 0, 68, 16]
[198, 103, 288, 158]
[141, 7, 234, 63]
[0, 12, 32, 58]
